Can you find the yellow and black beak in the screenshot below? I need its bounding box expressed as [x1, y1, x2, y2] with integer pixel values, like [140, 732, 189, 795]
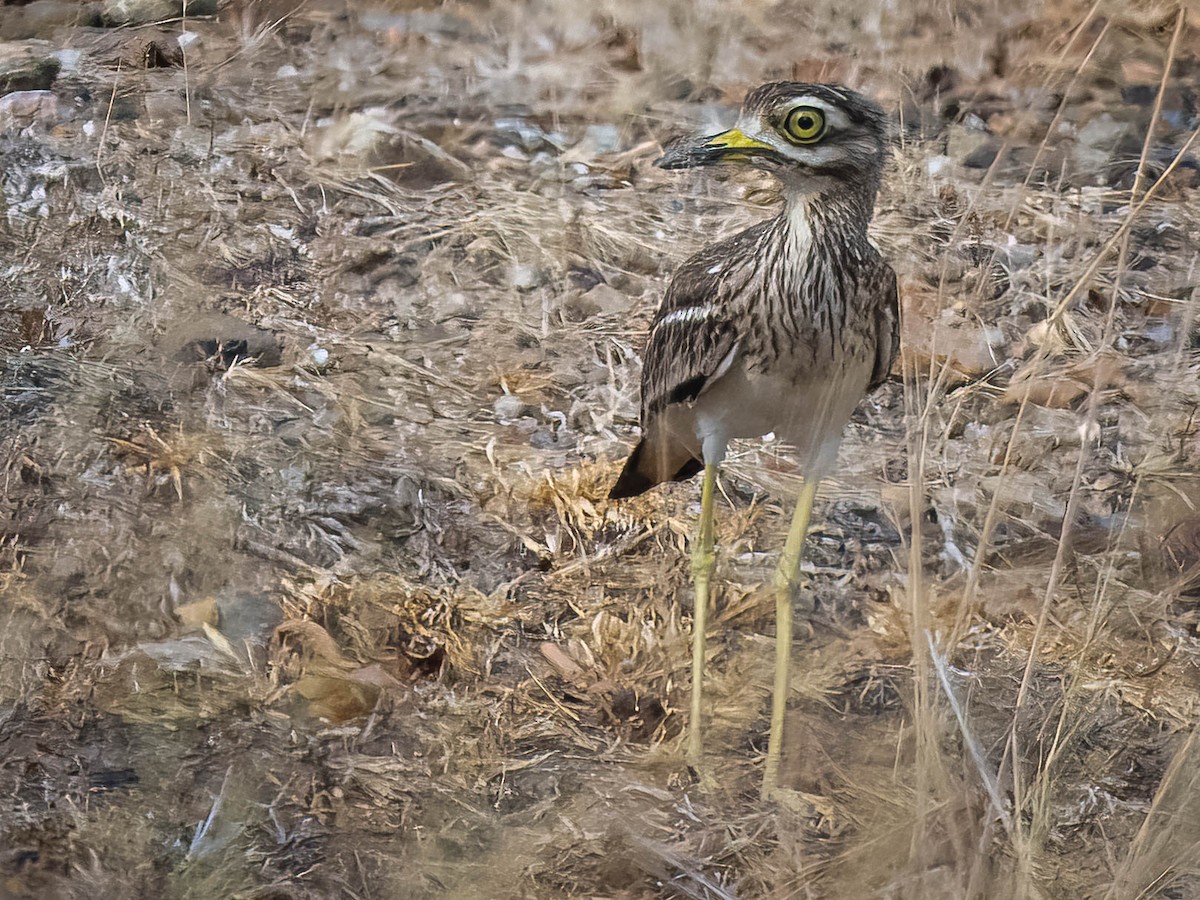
[655, 128, 777, 170]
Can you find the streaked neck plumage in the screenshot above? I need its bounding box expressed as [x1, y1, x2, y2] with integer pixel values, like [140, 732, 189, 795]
[780, 175, 879, 251]
[738, 175, 882, 369]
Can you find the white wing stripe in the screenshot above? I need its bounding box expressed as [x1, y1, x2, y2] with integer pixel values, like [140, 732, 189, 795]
[655, 305, 715, 329]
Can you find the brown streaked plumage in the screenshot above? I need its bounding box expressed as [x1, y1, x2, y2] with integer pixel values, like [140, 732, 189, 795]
[612, 83, 898, 499]
[607, 82, 898, 798]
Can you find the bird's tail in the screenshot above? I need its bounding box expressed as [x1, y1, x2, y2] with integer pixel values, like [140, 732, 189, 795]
[609, 433, 703, 499]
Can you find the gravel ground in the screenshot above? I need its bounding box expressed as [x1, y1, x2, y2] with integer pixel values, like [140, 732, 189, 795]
[2, 1, 1200, 897]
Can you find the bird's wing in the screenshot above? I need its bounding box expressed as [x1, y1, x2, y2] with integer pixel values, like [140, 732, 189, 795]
[638, 222, 773, 419]
[639, 255, 742, 419]
[868, 263, 900, 392]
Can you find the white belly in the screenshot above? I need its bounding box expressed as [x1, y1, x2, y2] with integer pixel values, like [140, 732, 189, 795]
[667, 353, 874, 477]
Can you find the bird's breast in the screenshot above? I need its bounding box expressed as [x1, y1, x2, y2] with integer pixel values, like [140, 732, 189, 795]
[686, 347, 873, 472]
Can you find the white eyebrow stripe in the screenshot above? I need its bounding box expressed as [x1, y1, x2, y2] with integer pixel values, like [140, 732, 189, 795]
[785, 96, 852, 131]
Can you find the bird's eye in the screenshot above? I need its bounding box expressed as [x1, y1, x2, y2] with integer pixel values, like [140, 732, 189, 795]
[782, 107, 827, 144]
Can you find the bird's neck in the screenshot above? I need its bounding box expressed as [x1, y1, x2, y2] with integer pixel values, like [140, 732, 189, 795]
[781, 181, 876, 248]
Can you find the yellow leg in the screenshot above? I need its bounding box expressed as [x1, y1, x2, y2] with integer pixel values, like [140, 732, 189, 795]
[687, 463, 718, 769]
[762, 478, 819, 799]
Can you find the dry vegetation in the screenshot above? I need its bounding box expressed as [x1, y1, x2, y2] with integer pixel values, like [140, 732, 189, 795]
[2, 0, 1200, 897]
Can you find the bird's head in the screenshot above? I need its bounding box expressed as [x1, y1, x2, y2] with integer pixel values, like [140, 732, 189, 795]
[655, 82, 888, 193]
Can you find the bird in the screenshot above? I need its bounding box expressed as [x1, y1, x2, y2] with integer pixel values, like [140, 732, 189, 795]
[609, 82, 898, 798]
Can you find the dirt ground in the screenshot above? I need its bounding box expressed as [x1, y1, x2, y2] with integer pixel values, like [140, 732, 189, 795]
[2, 0, 1200, 897]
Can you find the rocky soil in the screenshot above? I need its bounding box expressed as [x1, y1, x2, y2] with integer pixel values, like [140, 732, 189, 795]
[2, 1, 1200, 898]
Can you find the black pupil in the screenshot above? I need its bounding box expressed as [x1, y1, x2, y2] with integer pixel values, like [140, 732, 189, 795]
[796, 114, 814, 131]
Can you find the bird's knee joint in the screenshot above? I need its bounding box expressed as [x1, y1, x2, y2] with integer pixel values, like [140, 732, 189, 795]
[691, 548, 715, 578]
[773, 573, 800, 598]
[773, 556, 802, 593]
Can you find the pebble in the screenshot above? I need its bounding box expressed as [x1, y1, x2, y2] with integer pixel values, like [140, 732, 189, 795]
[1072, 113, 1132, 180]
[431, 292, 481, 322]
[100, 0, 217, 27]
[573, 123, 622, 156]
[925, 155, 953, 177]
[945, 122, 995, 168]
[214, 592, 283, 645]
[1144, 321, 1174, 344]
[493, 394, 529, 421]
[358, 9, 471, 37]
[279, 467, 307, 491]
[494, 117, 562, 153]
[562, 283, 628, 320]
[0, 2, 101, 40]
[51, 49, 82, 75]
[962, 139, 1001, 169]
[508, 264, 545, 291]
[307, 344, 330, 369]
[0, 90, 60, 130]
[0, 44, 60, 94]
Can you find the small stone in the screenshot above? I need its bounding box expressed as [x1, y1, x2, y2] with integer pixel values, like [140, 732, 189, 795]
[358, 9, 471, 37]
[0, 3, 101, 41]
[1121, 85, 1156, 107]
[945, 123, 993, 166]
[0, 91, 60, 130]
[563, 283, 628, 320]
[0, 44, 60, 94]
[508, 264, 544, 291]
[925, 155, 953, 177]
[1000, 240, 1038, 270]
[215, 592, 282, 644]
[307, 345, 330, 368]
[494, 117, 557, 153]
[279, 466, 307, 490]
[51, 49, 83, 75]
[1072, 113, 1135, 183]
[1076, 113, 1130, 149]
[100, 0, 217, 27]
[572, 123, 621, 157]
[431, 292, 481, 322]
[530, 427, 576, 449]
[493, 394, 528, 421]
[310, 111, 395, 162]
[568, 266, 604, 290]
[962, 139, 1001, 169]
[143, 90, 188, 122]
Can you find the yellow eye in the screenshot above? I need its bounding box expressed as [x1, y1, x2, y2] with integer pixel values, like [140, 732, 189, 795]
[782, 107, 827, 144]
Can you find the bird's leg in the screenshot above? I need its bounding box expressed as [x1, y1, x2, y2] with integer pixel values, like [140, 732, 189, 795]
[687, 463, 718, 769]
[762, 477, 819, 799]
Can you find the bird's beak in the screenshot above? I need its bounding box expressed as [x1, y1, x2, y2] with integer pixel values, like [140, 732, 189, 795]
[654, 128, 776, 169]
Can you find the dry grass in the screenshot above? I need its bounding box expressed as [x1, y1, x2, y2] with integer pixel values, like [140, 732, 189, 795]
[2, 0, 1200, 897]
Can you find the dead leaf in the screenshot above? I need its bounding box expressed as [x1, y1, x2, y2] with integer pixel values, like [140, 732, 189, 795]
[176, 596, 218, 629]
[1001, 352, 1126, 408]
[274, 619, 355, 671]
[898, 280, 997, 383]
[1121, 59, 1160, 84]
[293, 674, 380, 722]
[346, 663, 404, 690]
[202, 622, 241, 662]
[540, 641, 586, 681]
